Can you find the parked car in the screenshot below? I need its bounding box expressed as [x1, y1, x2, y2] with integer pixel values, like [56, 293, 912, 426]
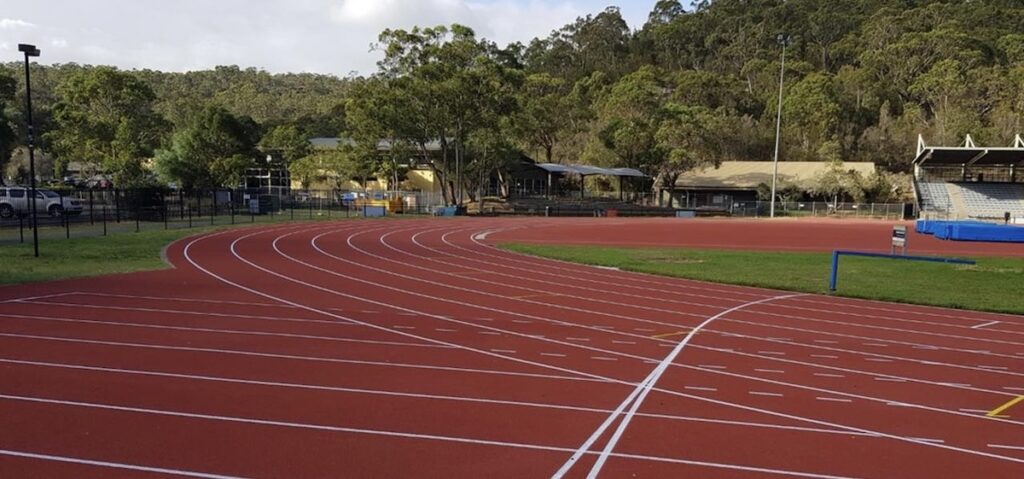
[0, 187, 84, 218]
[84, 174, 113, 189]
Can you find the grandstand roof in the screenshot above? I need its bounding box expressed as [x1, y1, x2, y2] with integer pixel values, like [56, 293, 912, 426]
[674, 161, 876, 190]
[914, 134, 1024, 166]
[535, 163, 647, 178]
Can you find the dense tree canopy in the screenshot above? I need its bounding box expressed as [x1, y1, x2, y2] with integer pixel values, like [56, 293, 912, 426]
[4, 0, 1024, 196]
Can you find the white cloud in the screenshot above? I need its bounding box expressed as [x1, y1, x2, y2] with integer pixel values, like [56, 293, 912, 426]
[0, 18, 36, 30]
[1, 1, 648, 75]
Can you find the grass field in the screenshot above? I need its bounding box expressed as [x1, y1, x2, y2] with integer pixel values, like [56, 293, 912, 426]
[502, 244, 1024, 315]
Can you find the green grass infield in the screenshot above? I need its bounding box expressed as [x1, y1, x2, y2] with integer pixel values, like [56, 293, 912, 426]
[501, 244, 1024, 315]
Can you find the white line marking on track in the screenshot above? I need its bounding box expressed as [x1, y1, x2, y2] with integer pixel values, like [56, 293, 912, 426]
[541, 353, 567, 358]
[979, 366, 1009, 371]
[698, 365, 727, 370]
[816, 397, 853, 403]
[755, 369, 785, 374]
[973, 321, 1001, 329]
[0, 394, 864, 479]
[959, 409, 990, 414]
[811, 355, 838, 359]
[874, 377, 906, 382]
[813, 373, 845, 379]
[478, 331, 501, 336]
[757, 351, 786, 356]
[989, 444, 1024, 451]
[434, 328, 458, 333]
[591, 357, 617, 362]
[553, 293, 802, 479]
[611, 340, 636, 345]
[566, 337, 590, 342]
[749, 391, 784, 397]
[490, 349, 517, 354]
[684, 386, 717, 392]
[0, 449, 247, 479]
[865, 358, 893, 363]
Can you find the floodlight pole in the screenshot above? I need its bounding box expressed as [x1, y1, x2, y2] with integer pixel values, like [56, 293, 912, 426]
[770, 35, 789, 219]
[19, 44, 41, 257]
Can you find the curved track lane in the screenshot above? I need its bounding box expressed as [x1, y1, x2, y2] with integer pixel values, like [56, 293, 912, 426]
[1, 218, 1023, 478]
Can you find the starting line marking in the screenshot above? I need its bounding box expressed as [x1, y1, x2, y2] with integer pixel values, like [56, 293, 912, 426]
[987, 396, 1024, 418]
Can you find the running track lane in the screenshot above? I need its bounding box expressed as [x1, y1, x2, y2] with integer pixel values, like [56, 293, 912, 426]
[0, 218, 1021, 478]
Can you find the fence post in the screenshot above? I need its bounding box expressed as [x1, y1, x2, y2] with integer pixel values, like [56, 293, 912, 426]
[102, 206, 107, 236]
[309, 196, 313, 219]
[19, 215, 24, 243]
[114, 189, 121, 223]
[164, 200, 169, 230]
[179, 189, 185, 220]
[88, 189, 94, 225]
[230, 190, 235, 225]
[188, 206, 192, 229]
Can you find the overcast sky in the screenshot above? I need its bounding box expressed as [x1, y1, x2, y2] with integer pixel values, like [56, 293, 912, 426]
[1, 0, 657, 76]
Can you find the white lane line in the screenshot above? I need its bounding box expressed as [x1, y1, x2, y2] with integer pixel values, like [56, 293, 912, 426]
[541, 353, 567, 358]
[393, 326, 416, 330]
[698, 365, 727, 370]
[566, 337, 590, 342]
[0, 292, 76, 304]
[816, 397, 853, 403]
[6, 356, 888, 442]
[863, 343, 888, 347]
[811, 355, 838, 359]
[0, 394, 862, 479]
[973, 321, 1001, 329]
[611, 340, 636, 345]
[865, 358, 893, 363]
[478, 331, 501, 336]
[554, 293, 802, 479]
[757, 351, 786, 356]
[20, 300, 361, 327]
[913, 345, 939, 350]
[979, 366, 1009, 371]
[476, 318, 494, 322]
[634, 328, 656, 332]
[491, 349, 517, 354]
[361, 310, 380, 314]
[591, 357, 617, 362]
[959, 409, 990, 414]
[754, 369, 785, 374]
[216, 226, 1024, 467]
[813, 340, 838, 344]
[874, 378, 906, 383]
[911, 438, 946, 444]
[0, 313, 441, 349]
[0, 449, 246, 479]
[749, 391, 784, 397]
[989, 444, 1024, 451]
[434, 328, 458, 333]
[684, 386, 717, 392]
[813, 373, 845, 379]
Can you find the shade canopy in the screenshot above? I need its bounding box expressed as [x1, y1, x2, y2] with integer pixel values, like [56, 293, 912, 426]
[535, 163, 646, 178]
[914, 135, 1024, 166]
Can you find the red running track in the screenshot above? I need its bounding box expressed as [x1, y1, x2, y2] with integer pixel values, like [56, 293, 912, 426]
[0, 217, 1023, 478]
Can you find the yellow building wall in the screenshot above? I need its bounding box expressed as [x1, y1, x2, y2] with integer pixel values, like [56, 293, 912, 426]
[288, 168, 440, 193]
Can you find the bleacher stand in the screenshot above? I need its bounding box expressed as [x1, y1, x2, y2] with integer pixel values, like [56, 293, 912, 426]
[913, 135, 1024, 222]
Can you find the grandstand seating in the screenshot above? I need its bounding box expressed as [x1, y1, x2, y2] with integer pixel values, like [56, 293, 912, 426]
[916, 181, 953, 214]
[916, 180, 1024, 219]
[955, 182, 1024, 219]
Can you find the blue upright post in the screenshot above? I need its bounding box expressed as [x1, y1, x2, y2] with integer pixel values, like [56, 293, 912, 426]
[829, 251, 841, 292]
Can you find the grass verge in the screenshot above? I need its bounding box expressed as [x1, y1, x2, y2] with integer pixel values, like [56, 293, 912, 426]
[0, 215, 402, 285]
[501, 244, 1024, 315]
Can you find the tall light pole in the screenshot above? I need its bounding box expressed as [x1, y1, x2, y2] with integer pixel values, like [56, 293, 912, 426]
[18, 43, 41, 257]
[769, 34, 790, 219]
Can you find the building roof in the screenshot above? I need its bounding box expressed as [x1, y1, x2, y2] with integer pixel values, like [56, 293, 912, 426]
[675, 161, 876, 190]
[913, 135, 1024, 166]
[309, 137, 443, 152]
[535, 163, 646, 177]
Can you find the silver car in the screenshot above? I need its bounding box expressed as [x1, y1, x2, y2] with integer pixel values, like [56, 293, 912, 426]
[0, 187, 84, 218]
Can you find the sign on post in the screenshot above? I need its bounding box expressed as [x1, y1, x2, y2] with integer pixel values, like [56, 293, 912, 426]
[891, 225, 908, 255]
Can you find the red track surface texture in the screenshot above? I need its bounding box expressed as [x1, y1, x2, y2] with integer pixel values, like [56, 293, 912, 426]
[1, 217, 1023, 478]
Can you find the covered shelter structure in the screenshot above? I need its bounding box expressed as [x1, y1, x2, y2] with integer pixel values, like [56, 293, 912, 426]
[913, 134, 1024, 183]
[533, 163, 647, 200]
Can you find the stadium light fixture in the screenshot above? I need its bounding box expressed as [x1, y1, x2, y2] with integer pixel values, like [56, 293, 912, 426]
[769, 34, 790, 219]
[18, 43, 41, 257]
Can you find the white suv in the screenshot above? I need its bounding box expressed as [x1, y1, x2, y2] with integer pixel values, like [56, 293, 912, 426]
[0, 187, 84, 218]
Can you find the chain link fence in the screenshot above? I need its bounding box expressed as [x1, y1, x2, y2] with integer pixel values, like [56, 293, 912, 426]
[0, 188, 443, 245]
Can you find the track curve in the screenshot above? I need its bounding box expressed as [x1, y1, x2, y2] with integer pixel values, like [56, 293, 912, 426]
[1, 217, 1023, 478]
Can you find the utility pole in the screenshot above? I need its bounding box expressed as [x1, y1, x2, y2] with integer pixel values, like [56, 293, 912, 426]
[770, 34, 790, 219]
[19, 43, 42, 257]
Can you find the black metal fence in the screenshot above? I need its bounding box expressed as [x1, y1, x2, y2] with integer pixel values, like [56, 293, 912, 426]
[0, 188, 435, 245]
